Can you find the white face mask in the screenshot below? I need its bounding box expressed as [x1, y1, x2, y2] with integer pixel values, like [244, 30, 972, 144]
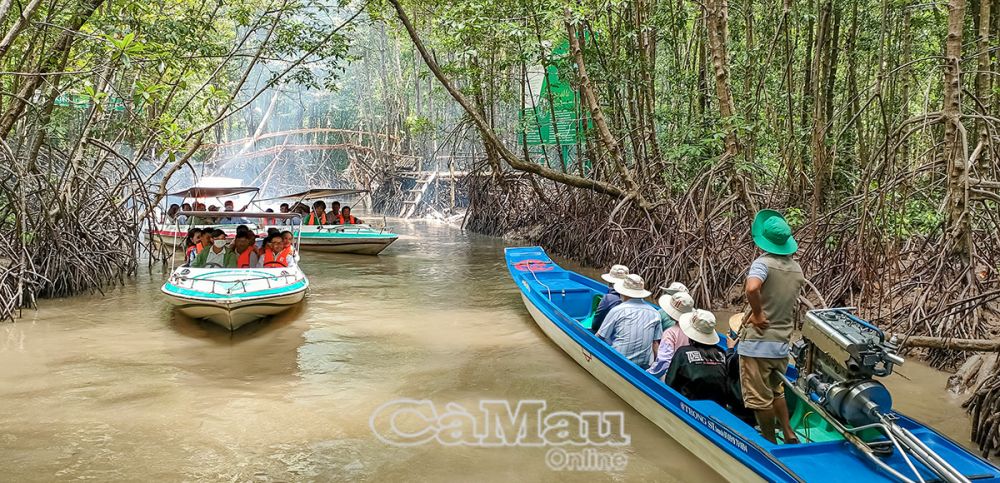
[213, 239, 228, 248]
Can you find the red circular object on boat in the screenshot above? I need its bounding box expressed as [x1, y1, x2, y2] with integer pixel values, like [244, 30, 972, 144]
[513, 259, 553, 272]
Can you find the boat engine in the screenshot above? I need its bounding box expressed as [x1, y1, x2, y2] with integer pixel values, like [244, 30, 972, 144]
[791, 309, 903, 426]
[789, 309, 970, 483]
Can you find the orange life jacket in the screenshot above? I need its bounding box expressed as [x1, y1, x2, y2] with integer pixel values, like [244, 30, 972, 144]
[338, 214, 357, 225]
[262, 246, 292, 267]
[236, 247, 255, 268]
[306, 212, 326, 225]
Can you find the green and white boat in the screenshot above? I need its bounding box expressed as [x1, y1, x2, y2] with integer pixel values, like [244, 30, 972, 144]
[259, 188, 398, 256]
[161, 211, 307, 330]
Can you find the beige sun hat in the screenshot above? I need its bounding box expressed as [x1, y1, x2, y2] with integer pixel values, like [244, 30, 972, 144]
[660, 282, 689, 296]
[728, 312, 748, 335]
[658, 291, 694, 321]
[613, 274, 652, 299]
[680, 309, 720, 345]
[601, 264, 630, 284]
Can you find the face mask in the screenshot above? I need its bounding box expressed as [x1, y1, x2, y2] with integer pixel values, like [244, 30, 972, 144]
[213, 239, 228, 248]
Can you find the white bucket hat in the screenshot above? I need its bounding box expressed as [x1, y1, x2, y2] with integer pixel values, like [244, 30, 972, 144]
[659, 291, 694, 321]
[660, 282, 689, 296]
[601, 264, 630, 284]
[679, 309, 720, 345]
[613, 274, 652, 299]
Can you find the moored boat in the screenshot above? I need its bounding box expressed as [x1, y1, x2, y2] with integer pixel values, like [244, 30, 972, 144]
[162, 211, 307, 331]
[506, 246, 1000, 482]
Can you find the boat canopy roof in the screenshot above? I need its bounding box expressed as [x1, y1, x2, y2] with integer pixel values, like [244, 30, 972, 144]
[169, 186, 260, 198]
[258, 188, 367, 202]
[177, 211, 300, 220]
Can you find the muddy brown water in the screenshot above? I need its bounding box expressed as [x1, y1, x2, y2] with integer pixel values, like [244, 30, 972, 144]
[0, 220, 982, 481]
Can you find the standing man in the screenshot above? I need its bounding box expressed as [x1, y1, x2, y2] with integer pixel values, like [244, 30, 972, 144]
[597, 274, 662, 370]
[590, 264, 628, 334]
[739, 209, 805, 444]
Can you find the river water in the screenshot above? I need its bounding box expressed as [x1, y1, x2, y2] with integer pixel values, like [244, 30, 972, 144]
[0, 220, 980, 481]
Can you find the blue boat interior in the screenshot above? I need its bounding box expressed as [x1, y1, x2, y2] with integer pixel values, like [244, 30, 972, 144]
[506, 246, 1000, 482]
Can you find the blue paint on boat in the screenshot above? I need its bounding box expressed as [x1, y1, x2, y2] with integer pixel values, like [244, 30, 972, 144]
[162, 279, 307, 301]
[506, 246, 1000, 482]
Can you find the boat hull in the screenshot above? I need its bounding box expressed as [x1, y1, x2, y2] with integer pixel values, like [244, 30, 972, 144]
[162, 267, 308, 331]
[264, 225, 398, 255]
[519, 292, 763, 482]
[165, 288, 305, 330]
[296, 235, 397, 255]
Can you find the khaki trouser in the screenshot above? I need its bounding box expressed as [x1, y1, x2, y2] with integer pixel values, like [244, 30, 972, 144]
[739, 355, 787, 410]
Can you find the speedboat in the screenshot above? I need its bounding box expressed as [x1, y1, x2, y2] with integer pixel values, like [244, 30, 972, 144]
[291, 223, 398, 255]
[161, 211, 307, 331]
[506, 246, 1000, 482]
[149, 185, 261, 252]
[256, 188, 398, 255]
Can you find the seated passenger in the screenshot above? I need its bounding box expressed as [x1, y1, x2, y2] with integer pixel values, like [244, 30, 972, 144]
[338, 205, 362, 225]
[164, 204, 181, 224]
[184, 228, 203, 265]
[218, 200, 248, 224]
[259, 233, 296, 268]
[232, 233, 259, 268]
[281, 230, 300, 264]
[658, 282, 690, 329]
[188, 203, 209, 225]
[327, 201, 341, 223]
[177, 203, 191, 225]
[263, 208, 277, 226]
[306, 201, 327, 225]
[597, 274, 662, 370]
[590, 264, 628, 334]
[659, 288, 694, 331]
[664, 310, 729, 406]
[647, 292, 696, 379]
[191, 229, 235, 268]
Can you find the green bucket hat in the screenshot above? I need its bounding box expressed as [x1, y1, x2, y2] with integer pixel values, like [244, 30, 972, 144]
[751, 209, 798, 255]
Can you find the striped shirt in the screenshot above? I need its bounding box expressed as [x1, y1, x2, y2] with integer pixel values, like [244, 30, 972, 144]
[597, 299, 663, 369]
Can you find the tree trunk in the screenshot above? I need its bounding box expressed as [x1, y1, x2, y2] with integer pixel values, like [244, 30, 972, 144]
[809, 0, 833, 217]
[942, 0, 971, 255]
[974, 0, 992, 172]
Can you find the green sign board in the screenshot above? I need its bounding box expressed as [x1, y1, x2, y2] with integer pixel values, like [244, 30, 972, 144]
[54, 93, 130, 112]
[519, 40, 587, 169]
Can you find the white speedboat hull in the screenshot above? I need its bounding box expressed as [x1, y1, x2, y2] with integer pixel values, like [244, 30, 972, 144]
[162, 267, 308, 330]
[266, 224, 398, 255]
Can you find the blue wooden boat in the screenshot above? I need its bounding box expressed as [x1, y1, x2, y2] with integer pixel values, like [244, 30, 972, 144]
[506, 246, 1000, 482]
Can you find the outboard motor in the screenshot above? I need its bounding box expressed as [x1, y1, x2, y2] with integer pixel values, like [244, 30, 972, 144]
[791, 309, 903, 426]
[789, 309, 969, 483]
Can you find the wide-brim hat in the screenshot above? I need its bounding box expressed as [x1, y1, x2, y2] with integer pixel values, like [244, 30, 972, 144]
[728, 312, 747, 334]
[658, 291, 694, 321]
[614, 274, 652, 299]
[680, 310, 721, 345]
[660, 282, 689, 296]
[752, 209, 798, 256]
[601, 264, 630, 284]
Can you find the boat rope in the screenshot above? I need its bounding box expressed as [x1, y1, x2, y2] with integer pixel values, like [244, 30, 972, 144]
[525, 262, 553, 301]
